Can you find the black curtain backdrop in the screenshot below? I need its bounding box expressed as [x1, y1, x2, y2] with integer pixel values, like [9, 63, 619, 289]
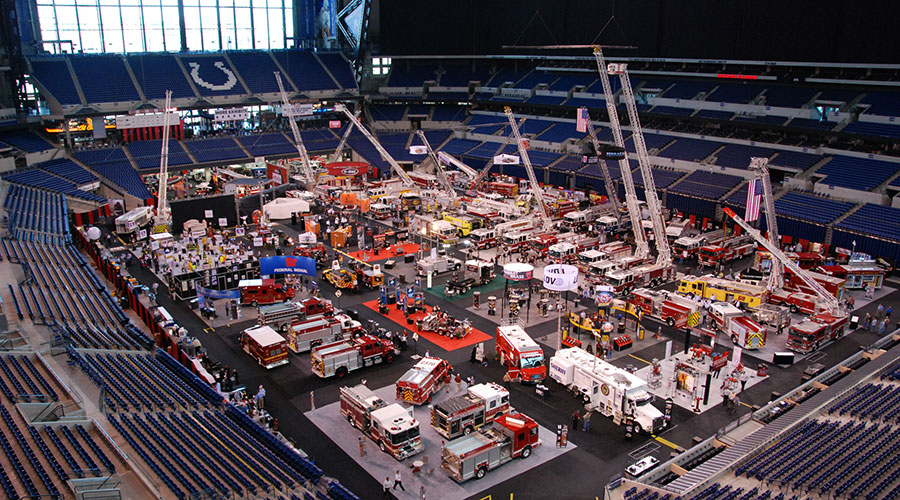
[376, 0, 900, 63]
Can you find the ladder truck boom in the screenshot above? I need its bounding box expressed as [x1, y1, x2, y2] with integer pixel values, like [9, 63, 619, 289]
[722, 207, 842, 314]
[609, 62, 672, 268]
[437, 151, 477, 179]
[416, 130, 456, 200]
[583, 118, 623, 224]
[329, 110, 361, 164]
[503, 107, 553, 232]
[470, 118, 525, 191]
[275, 72, 316, 186]
[334, 103, 415, 187]
[592, 47, 649, 260]
[748, 157, 783, 291]
[155, 90, 173, 227]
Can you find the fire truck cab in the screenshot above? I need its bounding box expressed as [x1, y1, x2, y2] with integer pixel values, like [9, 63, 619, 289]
[496, 325, 546, 383]
[469, 228, 498, 249]
[787, 312, 848, 353]
[396, 357, 453, 405]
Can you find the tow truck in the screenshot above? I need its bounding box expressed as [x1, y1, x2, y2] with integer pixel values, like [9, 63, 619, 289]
[395, 357, 453, 405]
[340, 384, 423, 460]
[311, 334, 398, 378]
[440, 413, 540, 483]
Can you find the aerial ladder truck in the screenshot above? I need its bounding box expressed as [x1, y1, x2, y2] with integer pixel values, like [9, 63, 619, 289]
[416, 129, 457, 203]
[154, 90, 173, 230]
[329, 109, 362, 163]
[275, 72, 317, 186]
[503, 107, 553, 232]
[334, 103, 416, 188]
[582, 117, 623, 224]
[590, 48, 650, 261]
[607, 58, 673, 269]
[748, 157, 784, 291]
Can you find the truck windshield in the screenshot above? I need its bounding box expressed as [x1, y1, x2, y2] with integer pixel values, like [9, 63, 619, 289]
[391, 426, 420, 445]
[521, 356, 544, 369]
[548, 249, 564, 259]
[579, 254, 594, 264]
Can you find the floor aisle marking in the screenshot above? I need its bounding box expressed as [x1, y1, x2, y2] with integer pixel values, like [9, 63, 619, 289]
[652, 435, 681, 450]
[629, 353, 652, 365]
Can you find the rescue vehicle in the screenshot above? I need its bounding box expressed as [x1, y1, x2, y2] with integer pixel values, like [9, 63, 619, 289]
[311, 334, 398, 378]
[549, 347, 666, 434]
[443, 213, 483, 237]
[676, 275, 768, 309]
[369, 202, 393, 220]
[697, 239, 755, 267]
[416, 254, 462, 276]
[628, 288, 699, 328]
[339, 384, 423, 460]
[395, 357, 453, 405]
[240, 325, 289, 369]
[606, 264, 676, 294]
[285, 313, 361, 353]
[786, 312, 849, 354]
[469, 228, 499, 249]
[257, 297, 334, 332]
[238, 279, 295, 306]
[440, 413, 540, 483]
[431, 382, 511, 440]
[496, 325, 546, 383]
[708, 302, 767, 349]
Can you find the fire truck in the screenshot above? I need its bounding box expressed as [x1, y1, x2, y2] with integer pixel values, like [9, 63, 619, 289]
[697, 240, 755, 267]
[783, 267, 845, 300]
[605, 263, 676, 294]
[673, 228, 726, 260]
[768, 290, 827, 315]
[786, 312, 849, 353]
[339, 384, 423, 460]
[440, 413, 540, 483]
[708, 302, 767, 349]
[431, 382, 511, 440]
[443, 213, 483, 237]
[550, 348, 666, 434]
[285, 313, 362, 353]
[485, 181, 518, 197]
[395, 357, 453, 405]
[628, 288, 699, 328]
[240, 325, 289, 369]
[257, 297, 334, 332]
[469, 228, 499, 249]
[292, 243, 327, 264]
[676, 275, 768, 309]
[496, 325, 546, 383]
[238, 279, 296, 306]
[311, 334, 398, 378]
[502, 230, 538, 252]
[548, 237, 603, 264]
[528, 232, 579, 257]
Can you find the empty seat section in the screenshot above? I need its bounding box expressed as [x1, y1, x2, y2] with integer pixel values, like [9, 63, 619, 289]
[656, 138, 721, 162]
[237, 134, 296, 157]
[73, 148, 151, 199]
[126, 140, 194, 170]
[226, 51, 282, 94]
[272, 50, 339, 91]
[28, 59, 82, 105]
[712, 144, 776, 169]
[127, 54, 196, 99]
[0, 130, 56, 153]
[69, 55, 140, 103]
[316, 53, 357, 89]
[183, 137, 248, 163]
[178, 56, 246, 97]
[815, 156, 898, 191]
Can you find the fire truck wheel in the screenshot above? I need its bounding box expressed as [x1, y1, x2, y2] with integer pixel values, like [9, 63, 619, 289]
[279, 324, 288, 333]
[384, 354, 395, 364]
[379, 441, 386, 452]
[475, 466, 487, 479]
[666, 317, 675, 328]
[464, 425, 474, 435]
[336, 366, 348, 378]
[790, 304, 799, 314]
[731, 335, 739, 345]
[425, 394, 432, 405]
[521, 445, 532, 459]
[251, 300, 258, 307]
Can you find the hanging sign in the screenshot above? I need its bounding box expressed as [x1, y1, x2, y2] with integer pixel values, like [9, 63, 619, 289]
[542, 264, 579, 291]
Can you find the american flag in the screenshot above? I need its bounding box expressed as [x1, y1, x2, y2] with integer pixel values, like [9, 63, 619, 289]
[745, 179, 761, 221]
[576, 107, 590, 133]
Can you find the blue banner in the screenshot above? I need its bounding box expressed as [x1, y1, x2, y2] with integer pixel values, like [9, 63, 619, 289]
[195, 285, 241, 300]
[260, 255, 317, 277]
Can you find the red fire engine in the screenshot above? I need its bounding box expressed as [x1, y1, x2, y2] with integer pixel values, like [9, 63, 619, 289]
[238, 279, 296, 306]
[395, 357, 453, 405]
[430, 382, 511, 440]
[783, 267, 845, 300]
[787, 312, 848, 353]
[340, 384, 423, 460]
[697, 241, 755, 267]
[293, 243, 327, 263]
[311, 334, 398, 378]
[486, 181, 518, 197]
[440, 412, 540, 483]
[628, 288, 699, 328]
[606, 264, 676, 294]
[496, 325, 546, 383]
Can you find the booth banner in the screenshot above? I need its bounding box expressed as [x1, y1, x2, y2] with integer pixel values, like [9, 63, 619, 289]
[596, 292, 613, 306]
[253, 237, 263, 247]
[329, 120, 342, 128]
[297, 232, 317, 244]
[543, 264, 579, 291]
[493, 153, 521, 165]
[260, 255, 317, 277]
[503, 263, 534, 281]
[409, 145, 427, 155]
[195, 285, 241, 300]
[283, 103, 314, 117]
[214, 107, 250, 122]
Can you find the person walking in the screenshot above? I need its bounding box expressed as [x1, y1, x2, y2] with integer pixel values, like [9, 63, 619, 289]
[880, 318, 888, 335]
[455, 373, 462, 393]
[571, 410, 580, 432]
[582, 410, 591, 432]
[392, 470, 405, 491]
[382, 476, 392, 498]
[886, 306, 893, 321]
[876, 303, 885, 321]
[739, 371, 749, 393]
[732, 393, 741, 414]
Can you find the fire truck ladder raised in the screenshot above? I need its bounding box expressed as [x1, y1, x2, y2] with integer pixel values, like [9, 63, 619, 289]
[275, 71, 316, 186]
[469, 118, 525, 191]
[437, 150, 477, 180]
[749, 157, 783, 291]
[503, 107, 553, 232]
[416, 129, 457, 201]
[723, 207, 842, 314]
[608, 57, 672, 267]
[330, 109, 361, 164]
[154, 90, 173, 228]
[583, 117, 623, 224]
[334, 103, 415, 187]
[592, 47, 649, 260]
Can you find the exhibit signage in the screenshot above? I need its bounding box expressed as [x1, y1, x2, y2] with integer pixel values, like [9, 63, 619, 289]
[260, 255, 317, 277]
[543, 264, 579, 291]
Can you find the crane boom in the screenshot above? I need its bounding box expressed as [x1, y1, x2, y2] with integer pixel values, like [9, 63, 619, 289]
[592, 47, 649, 259]
[275, 72, 316, 186]
[723, 207, 841, 314]
[583, 117, 623, 223]
[334, 103, 415, 187]
[609, 62, 672, 267]
[329, 110, 361, 164]
[415, 130, 456, 200]
[749, 157, 783, 290]
[503, 106, 552, 232]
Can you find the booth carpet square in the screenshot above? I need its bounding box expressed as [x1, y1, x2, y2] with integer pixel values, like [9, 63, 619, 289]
[427, 275, 507, 301]
[348, 243, 421, 262]
[362, 299, 492, 351]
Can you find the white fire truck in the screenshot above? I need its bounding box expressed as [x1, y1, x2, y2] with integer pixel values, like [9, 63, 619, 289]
[606, 263, 676, 294]
[787, 312, 849, 354]
[440, 413, 540, 483]
[285, 313, 361, 353]
[708, 302, 767, 349]
[257, 297, 335, 332]
[549, 348, 666, 434]
[431, 382, 510, 440]
[496, 325, 546, 383]
[310, 334, 398, 378]
[469, 228, 499, 249]
[628, 288, 699, 328]
[339, 384, 423, 460]
[395, 357, 453, 405]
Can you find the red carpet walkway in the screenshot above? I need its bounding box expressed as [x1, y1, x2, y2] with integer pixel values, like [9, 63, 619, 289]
[362, 299, 492, 351]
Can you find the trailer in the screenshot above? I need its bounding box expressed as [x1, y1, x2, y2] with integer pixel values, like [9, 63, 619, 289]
[431, 382, 511, 440]
[340, 384, 423, 460]
[395, 357, 453, 405]
[440, 413, 540, 483]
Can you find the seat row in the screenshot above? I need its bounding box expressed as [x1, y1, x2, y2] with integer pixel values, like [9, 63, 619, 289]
[0, 355, 57, 402]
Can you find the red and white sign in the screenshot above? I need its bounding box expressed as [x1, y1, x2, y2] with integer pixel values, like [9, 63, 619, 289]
[329, 120, 342, 129]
